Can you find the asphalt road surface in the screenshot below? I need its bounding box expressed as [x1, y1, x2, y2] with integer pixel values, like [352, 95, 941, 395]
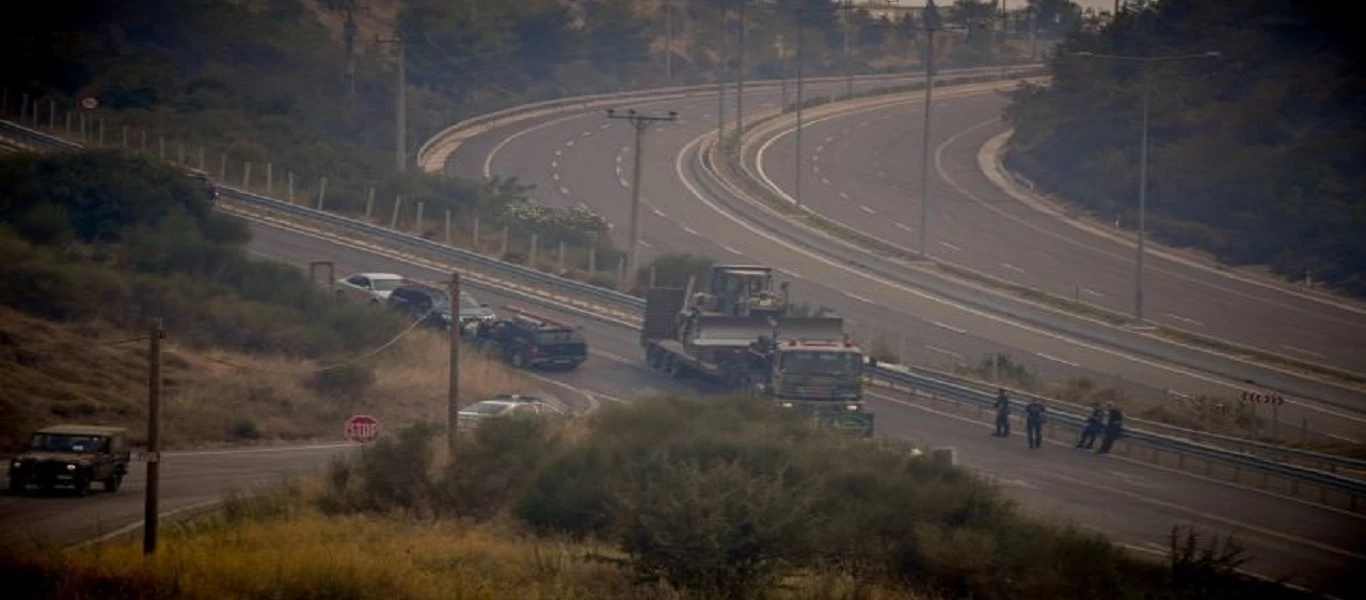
[445, 79, 1366, 441]
[752, 91, 1366, 376]
[3, 217, 1361, 596]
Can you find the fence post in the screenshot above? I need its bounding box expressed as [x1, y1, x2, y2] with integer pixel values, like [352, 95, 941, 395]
[266, 162, 273, 195]
[558, 242, 566, 273]
[365, 187, 375, 219]
[158, 136, 165, 162]
[49, 100, 56, 130]
[390, 194, 403, 228]
[316, 176, 328, 211]
[18, 93, 26, 121]
[649, 265, 657, 287]
[415, 201, 425, 234]
[122, 126, 129, 148]
[529, 233, 539, 267]
[589, 248, 597, 274]
[444, 209, 452, 244]
[472, 216, 480, 251]
[98, 118, 105, 145]
[66, 111, 73, 134]
[287, 172, 295, 201]
[219, 153, 227, 179]
[617, 256, 626, 290]
[243, 162, 252, 190]
[198, 146, 205, 170]
[177, 142, 184, 165]
[500, 226, 509, 257]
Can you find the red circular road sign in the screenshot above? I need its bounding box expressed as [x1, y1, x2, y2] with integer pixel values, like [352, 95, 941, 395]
[1241, 391, 1285, 406]
[79, 96, 100, 110]
[344, 414, 381, 443]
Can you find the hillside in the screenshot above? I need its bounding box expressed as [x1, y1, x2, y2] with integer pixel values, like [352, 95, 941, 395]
[1004, 0, 1366, 295]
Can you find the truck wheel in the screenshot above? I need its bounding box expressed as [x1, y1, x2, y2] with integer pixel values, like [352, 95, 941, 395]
[665, 355, 684, 379]
[104, 475, 123, 493]
[73, 477, 90, 496]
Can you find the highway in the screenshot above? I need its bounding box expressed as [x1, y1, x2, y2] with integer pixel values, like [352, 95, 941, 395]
[444, 77, 1366, 441]
[4, 215, 1362, 596]
[751, 91, 1366, 376]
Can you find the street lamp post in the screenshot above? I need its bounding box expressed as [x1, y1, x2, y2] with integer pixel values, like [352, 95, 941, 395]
[1073, 50, 1220, 323]
[919, 0, 944, 258]
[606, 108, 679, 292]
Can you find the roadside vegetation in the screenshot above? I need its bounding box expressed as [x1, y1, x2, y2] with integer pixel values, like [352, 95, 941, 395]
[0, 150, 529, 452]
[0, 396, 1310, 599]
[1005, 0, 1366, 295]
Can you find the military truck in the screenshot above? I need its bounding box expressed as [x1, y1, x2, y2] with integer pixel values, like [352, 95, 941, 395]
[640, 265, 874, 437]
[8, 425, 131, 495]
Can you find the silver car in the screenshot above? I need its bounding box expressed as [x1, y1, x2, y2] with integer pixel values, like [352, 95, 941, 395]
[456, 394, 564, 431]
[335, 272, 405, 305]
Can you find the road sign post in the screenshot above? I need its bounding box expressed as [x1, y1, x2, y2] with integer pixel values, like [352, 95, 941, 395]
[344, 414, 381, 445]
[1240, 391, 1284, 439]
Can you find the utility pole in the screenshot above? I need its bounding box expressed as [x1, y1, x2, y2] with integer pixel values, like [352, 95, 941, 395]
[665, 0, 673, 85]
[919, 0, 942, 258]
[142, 318, 164, 556]
[717, 1, 727, 140]
[734, 0, 746, 138]
[447, 272, 461, 458]
[843, 0, 854, 98]
[343, 6, 358, 96]
[606, 108, 678, 292]
[376, 32, 408, 172]
[794, 9, 805, 208]
[998, 0, 1008, 77]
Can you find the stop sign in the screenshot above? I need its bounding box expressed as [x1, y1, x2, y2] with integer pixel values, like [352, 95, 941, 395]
[344, 414, 380, 443]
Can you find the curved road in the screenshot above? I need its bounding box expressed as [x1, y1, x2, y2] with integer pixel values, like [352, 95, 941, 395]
[753, 92, 1366, 375]
[446, 79, 1366, 441]
[4, 216, 1362, 596]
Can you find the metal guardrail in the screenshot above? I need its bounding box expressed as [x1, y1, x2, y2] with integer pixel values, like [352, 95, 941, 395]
[415, 64, 1044, 171]
[4, 90, 1365, 506]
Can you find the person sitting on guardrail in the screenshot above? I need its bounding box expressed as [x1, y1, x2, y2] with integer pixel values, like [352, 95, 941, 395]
[1076, 402, 1104, 449]
[1025, 398, 1046, 449]
[992, 389, 1011, 437]
[1096, 406, 1125, 454]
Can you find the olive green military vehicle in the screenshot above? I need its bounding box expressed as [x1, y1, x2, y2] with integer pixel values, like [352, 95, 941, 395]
[7, 425, 131, 495]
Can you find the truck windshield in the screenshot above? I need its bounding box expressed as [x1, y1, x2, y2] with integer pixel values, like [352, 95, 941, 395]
[30, 434, 108, 453]
[779, 351, 862, 375]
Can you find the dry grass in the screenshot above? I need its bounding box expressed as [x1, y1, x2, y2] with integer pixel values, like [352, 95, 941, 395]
[0, 491, 926, 600]
[0, 307, 531, 454]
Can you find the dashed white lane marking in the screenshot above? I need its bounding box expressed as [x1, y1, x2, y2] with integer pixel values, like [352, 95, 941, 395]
[722, 245, 743, 255]
[843, 292, 873, 304]
[857, 120, 870, 127]
[552, 172, 560, 181]
[894, 222, 913, 232]
[565, 139, 574, 147]
[554, 149, 562, 157]
[931, 320, 966, 335]
[551, 160, 558, 169]
[1280, 345, 1327, 359]
[682, 226, 699, 235]
[839, 192, 851, 200]
[823, 136, 834, 143]
[925, 345, 965, 360]
[651, 207, 666, 217]
[816, 144, 825, 153]
[637, 239, 652, 248]
[616, 155, 623, 163]
[876, 170, 887, 178]
[620, 146, 629, 153]
[821, 177, 831, 186]
[599, 123, 611, 130]
[580, 131, 592, 137]
[558, 186, 571, 195]
[778, 268, 803, 278]
[938, 241, 962, 251]
[1082, 287, 1106, 298]
[1000, 262, 1026, 274]
[1165, 313, 1204, 327]
[619, 178, 629, 188]
[860, 205, 875, 214]
[1037, 352, 1080, 367]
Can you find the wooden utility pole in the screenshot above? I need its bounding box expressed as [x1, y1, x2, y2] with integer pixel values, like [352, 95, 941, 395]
[605, 108, 679, 292]
[143, 318, 164, 556]
[376, 31, 409, 172]
[447, 272, 461, 458]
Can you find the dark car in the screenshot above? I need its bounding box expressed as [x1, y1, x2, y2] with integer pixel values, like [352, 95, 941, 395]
[471, 306, 588, 371]
[8, 425, 131, 495]
[386, 283, 497, 332]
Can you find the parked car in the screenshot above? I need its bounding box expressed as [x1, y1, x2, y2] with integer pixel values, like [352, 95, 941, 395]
[187, 168, 219, 203]
[8, 425, 131, 495]
[456, 394, 564, 431]
[387, 282, 498, 331]
[470, 306, 588, 371]
[336, 272, 405, 305]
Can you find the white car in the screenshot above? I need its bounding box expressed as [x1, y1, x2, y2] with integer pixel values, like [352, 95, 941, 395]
[336, 272, 405, 304]
[457, 394, 564, 430]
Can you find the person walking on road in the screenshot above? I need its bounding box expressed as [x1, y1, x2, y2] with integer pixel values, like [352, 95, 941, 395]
[1024, 397, 1046, 449]
[993, 388, 1011, 437]
[1077, 402, 1104, 449]
[1097, 406, 1125, 454]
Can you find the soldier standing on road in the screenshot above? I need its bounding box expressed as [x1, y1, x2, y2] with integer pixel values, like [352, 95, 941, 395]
[993, 388, 1011, 437]
[1077, 402, 1104, 449]
[1097, 406, 1125, 454]
[1025, 397, 1046, 449]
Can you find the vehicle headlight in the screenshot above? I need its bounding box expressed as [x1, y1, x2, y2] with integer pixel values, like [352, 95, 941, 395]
[66, 464, 77, 471]
[10, 460, 20, 469]
[845, 404, 860, 411]
[779, 402, 794, 409]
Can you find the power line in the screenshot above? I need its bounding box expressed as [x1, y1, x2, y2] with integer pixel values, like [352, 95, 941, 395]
[197, 307, 438, 375]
